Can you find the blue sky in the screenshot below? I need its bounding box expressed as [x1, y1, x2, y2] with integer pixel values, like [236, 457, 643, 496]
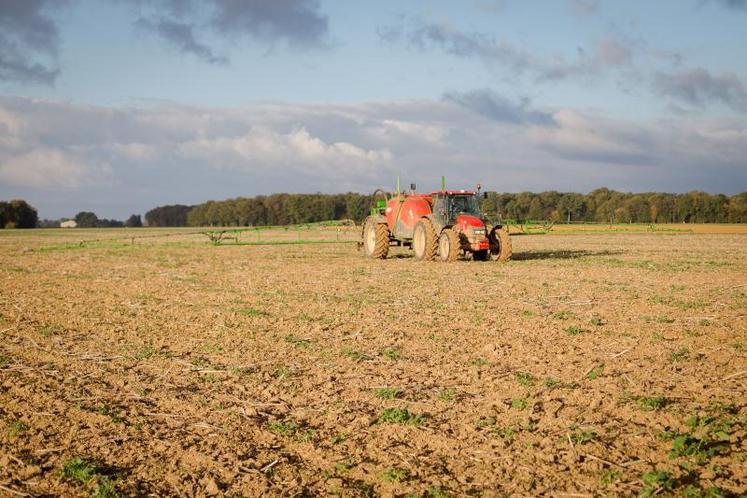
[0, 0, 745, 218]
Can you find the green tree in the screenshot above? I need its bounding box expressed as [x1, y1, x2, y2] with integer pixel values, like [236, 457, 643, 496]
[75, 211, 99, 228]
[125, 214, 142, 227]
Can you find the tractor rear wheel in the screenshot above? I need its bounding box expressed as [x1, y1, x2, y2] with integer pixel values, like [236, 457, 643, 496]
[489, 227, 512, 262]
[363, 218, 389, 259]
[413, 219, 437, 261]
[438, 228, 460, 262]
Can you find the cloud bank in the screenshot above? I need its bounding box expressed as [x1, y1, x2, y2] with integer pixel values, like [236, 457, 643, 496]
[1, 96, 745, 218]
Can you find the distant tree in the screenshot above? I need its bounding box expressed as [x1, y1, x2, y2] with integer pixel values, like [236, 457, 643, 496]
[145, 205, 192, 226]
[0, 200, 38, 228]
[727, 193, 747, 222]
[0, 201, 9, 228]
[96, 218, 124, 228]
[125, 214, 143, 227]
[75, 211, 99, 228]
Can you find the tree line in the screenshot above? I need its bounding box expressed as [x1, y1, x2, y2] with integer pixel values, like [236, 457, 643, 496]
[143, 189, 747, 227]
[483, 189, 747, 224]
[3, 189, 746, 229]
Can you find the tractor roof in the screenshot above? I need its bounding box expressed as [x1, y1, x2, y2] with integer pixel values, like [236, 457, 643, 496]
[429, 190, 476, 196]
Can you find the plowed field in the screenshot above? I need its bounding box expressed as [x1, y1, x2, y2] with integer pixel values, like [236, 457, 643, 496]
[1, 229, 745, 497]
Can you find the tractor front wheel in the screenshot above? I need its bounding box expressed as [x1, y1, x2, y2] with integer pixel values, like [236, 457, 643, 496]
[473, 250, 489, 261]
[413, 219, 437, 261]
[438, 228, 460, 262]
[489, 226, 513, 262]
[363, 218, 389, 259]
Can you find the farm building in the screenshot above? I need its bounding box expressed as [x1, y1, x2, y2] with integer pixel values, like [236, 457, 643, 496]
[60, 220, 77, 228]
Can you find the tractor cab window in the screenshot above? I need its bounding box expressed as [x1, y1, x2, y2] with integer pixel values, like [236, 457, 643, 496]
[449, 195, 480, 217]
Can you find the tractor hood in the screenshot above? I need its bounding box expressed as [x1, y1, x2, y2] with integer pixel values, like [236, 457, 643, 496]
[456, 214, 485, 230]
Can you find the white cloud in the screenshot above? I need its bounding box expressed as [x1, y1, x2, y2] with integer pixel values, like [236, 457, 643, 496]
[380, 120, 450, 144]
[178, 126, 392, 176]
[0, 148, 112, 189]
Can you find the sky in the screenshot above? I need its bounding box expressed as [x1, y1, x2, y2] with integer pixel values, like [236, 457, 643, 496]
[0, 0, 745, 219]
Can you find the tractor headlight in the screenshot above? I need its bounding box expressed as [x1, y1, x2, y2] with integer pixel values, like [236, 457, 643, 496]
[473, 228, 486, 237]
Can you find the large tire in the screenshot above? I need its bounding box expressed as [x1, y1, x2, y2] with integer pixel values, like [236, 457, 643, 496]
[489, 227, 513, 262]
[412, 219, 437, 261]
[362, 219, 389, 259]
[438, 228, 460, 262]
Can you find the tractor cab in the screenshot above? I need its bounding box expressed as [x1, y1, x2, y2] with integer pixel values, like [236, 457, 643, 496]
[431, 190, 482, 226]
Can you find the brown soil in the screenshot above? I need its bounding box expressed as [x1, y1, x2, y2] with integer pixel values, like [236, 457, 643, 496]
[1, 229, 745, 497]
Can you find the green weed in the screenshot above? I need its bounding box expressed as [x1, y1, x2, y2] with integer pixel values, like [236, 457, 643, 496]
[639, 469, 675, 498]
[92, 476, 119, 498]
[38, 324, 64, 336]
[510, 398, 528, 410]
[95, 404, 125, 425]
[569, 427, 596, 444]
[514, 371, 535, 387]
[200, 343, 224, 354]
[382, 347, 400, 360]
[341, 348, 370, 361]
[377, 407, 423, 426]
[273, 366, 289, 379]
[60, 458, 121, 497]
[232, 307, 269, 317]
[437, 388, 456, 402]
[8, 420, 27, 438]
[381, 467, 409, 482]
[284, 334, 310, 348]
[333, 459, 353, 473]
[552, 310, 573, 320]
[374, 387, 400, 400]
[587, 364, 605, 380]
[650, 331, 664, 342]
[658, 414, 737, 464]
[61, 457, 99, 484]
[728, 342, 743, 352]
[563, 325, 587, 335]
[635, 396, 668, 411]
[668, 347, 690, 363]
[599, 468, 621, 487]
[543, 377, 560, 388]
[426, 486, 449, 497]
[132, 345, 168, 360]
[266, 418, 314, 442]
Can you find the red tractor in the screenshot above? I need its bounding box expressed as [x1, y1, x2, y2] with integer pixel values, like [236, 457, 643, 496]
[362, 181, 512, 262]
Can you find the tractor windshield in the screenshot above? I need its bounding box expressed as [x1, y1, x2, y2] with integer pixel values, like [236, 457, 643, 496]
[449, 195, 481, 217]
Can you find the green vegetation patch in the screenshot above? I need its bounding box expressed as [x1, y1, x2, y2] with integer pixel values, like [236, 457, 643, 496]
[635, 396, 668, 411]
[381, 467, 409, 483]
[514, 371, 535, 387]
[374, 387, 401, 400]
[60, 457, 122, 498]
[377, 407, 424, 426]
[266, 418, 314, 442]
[232, 307, 270, 317]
